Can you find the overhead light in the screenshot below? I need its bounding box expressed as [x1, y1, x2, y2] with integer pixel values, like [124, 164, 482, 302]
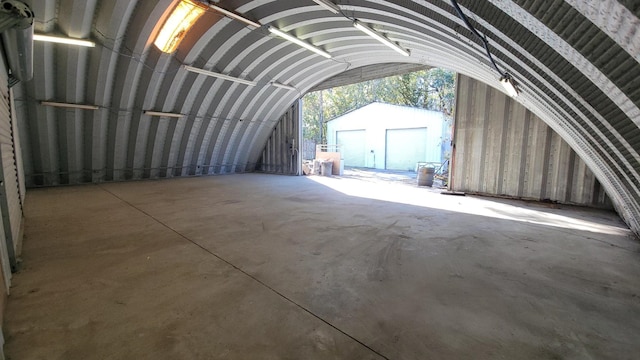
[268, 26, 332, 59]
[500, 74, 519, 97]
[40, 101, 99, 110]
[208, 4, 261, 28]
[33, 34, 95, 47]
[353, 20, 409, 57]
[154, 0, 206, 53]
[271, 82, 297, 91]
[143, 110, 184, 118]
[183, 65, 257, 86]
[311, 0, 340, 14]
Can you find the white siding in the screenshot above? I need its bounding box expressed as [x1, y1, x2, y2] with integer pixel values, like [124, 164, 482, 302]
[326, 103, 445, 170]
[336, 130, 366, 167]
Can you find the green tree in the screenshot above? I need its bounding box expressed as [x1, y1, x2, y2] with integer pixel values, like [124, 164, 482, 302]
[302, 91, 323, 143]
[423, 68, 456, 116]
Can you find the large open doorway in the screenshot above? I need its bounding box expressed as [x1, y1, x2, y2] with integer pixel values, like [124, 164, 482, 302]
[302, 67, 455, 179]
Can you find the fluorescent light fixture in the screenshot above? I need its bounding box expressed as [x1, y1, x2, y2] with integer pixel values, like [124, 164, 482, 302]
[40, 101, 99, 110]
[208, 4, 261, 28]
[311, 0, 340, 14]
[33, 34, 95, 47]
[268, 26, 332, 59]
[154, 0, 206, 53]
[271, 82, 297, 91]
[500, 74, 519, 97]
[183, 65, 257, 86]
[144, 110, 184, 118]
[353, 20, 409, 57]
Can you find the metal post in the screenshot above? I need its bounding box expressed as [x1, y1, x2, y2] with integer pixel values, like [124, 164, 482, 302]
[297, 98, 303, 176]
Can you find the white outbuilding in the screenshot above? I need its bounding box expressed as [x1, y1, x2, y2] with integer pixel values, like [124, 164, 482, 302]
[326, 102, 450, 171]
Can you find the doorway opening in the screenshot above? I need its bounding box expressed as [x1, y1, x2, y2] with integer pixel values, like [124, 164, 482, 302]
[301, 67, 456, 185]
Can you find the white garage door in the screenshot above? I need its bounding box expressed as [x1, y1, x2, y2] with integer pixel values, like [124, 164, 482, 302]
[385, 128, 428, 170]
[336, 130, 366, 167]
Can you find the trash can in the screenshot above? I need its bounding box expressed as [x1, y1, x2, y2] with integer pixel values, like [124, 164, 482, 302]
[417, 166, 434, 187]
[313, 159, 321, 175]
[321, 160, 333, 176]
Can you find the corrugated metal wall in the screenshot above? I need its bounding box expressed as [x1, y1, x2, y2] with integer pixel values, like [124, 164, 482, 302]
[9, 92, 25, 210]
[0, 72, 19, 269]
[452, 75, 611, 208]
[255, 100, 301, 175]
[0, 49, 24, 292]
[0, 67, 11, 290]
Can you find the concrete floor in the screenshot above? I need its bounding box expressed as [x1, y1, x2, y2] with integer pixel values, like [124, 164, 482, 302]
[341, 167, 431, 187]
[4, 174, 640, 359]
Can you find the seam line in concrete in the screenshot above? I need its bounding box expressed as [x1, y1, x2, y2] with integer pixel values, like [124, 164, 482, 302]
[97, 184, 390, 360]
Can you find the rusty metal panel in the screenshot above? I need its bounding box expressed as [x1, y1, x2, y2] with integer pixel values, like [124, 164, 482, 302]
[452, 75, 611, 208]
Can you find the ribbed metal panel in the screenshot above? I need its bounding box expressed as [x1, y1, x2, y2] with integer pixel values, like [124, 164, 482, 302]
[5, 94, 24, 254]
[452, 75, 611, 207]
[0, 51, 24, 280]
[0, 56, 10, 291]
[8, 91, 25, 208]
[256, 101, 300, 175]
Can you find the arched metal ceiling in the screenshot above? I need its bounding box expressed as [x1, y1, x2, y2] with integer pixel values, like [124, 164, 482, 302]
[12, 0, 640, 234]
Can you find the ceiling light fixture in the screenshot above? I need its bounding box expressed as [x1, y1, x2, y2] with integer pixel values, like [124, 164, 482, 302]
[353, 20, 409, 56]
[33, 34, 95, 47]
[154, 0, 206, 53]
[268, 27, 332, 58]
[183, 65, 257, 86]
[40, 101, 99, 110]
[311, 0, 340, 14]
[143, 110, 184, 118]
[271, 82, 297, 91]
[207, 4, 261, 28]
[500, 74, 519, 97]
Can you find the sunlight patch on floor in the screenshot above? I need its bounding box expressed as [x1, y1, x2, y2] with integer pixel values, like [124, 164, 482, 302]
[308, 175, 630, 236]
